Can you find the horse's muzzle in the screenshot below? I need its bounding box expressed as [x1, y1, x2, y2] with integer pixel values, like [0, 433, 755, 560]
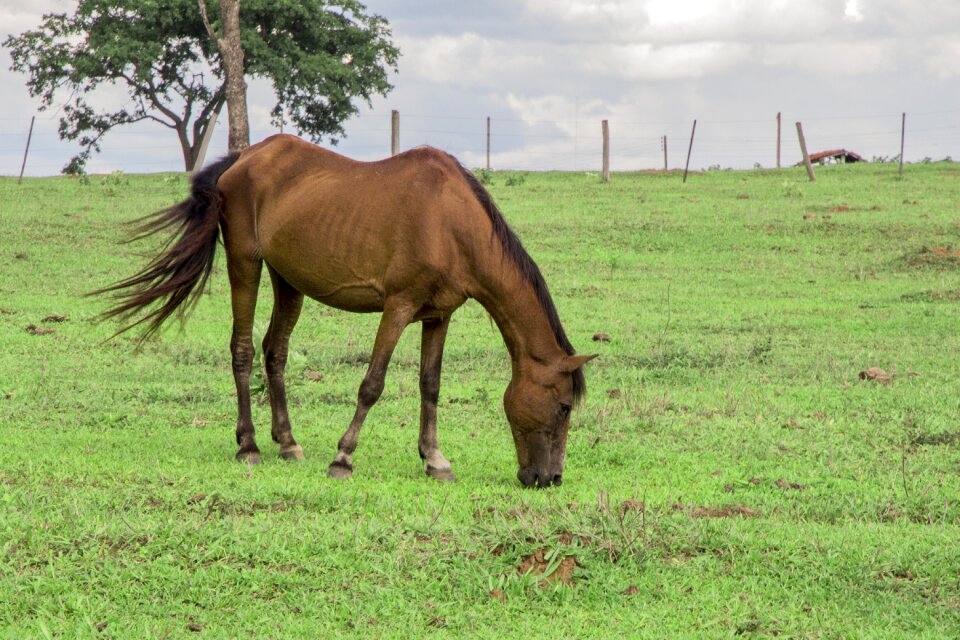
[517, 467, 562, 489]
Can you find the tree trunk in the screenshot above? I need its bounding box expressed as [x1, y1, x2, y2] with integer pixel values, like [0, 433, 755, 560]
[219, 0, 249, 152]
[199, 0, 249, 153]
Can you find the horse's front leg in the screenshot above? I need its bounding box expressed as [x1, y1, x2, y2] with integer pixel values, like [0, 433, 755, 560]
[328, 301, 415, 479]
[418, 317, 455, 481]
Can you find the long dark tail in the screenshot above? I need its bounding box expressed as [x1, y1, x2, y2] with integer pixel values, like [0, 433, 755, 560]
[92, 153, 241, 341]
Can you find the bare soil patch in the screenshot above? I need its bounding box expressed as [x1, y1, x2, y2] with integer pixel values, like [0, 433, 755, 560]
[673, 503, 760, 518]
[25, 324, 54, 335]
[517, 548, 577, 586]
[901, 246, 960, 270]
[859, 367, 892, 384]
[910, 431, 960, 447]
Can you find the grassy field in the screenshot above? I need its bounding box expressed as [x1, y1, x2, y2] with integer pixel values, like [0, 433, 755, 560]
[2, 161, 959, 638]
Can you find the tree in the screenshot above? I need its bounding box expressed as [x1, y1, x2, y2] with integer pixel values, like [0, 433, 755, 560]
[5, 0, 399, 173]
[199, 0, 249, 153]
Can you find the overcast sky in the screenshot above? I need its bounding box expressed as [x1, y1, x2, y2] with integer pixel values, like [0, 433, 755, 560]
[2, 0, 958, 175]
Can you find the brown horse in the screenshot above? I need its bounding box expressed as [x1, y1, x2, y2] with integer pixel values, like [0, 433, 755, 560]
[97, 134, 595, 487]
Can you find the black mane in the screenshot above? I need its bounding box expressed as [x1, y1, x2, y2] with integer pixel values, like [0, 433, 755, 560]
[450, 157, 586, 405]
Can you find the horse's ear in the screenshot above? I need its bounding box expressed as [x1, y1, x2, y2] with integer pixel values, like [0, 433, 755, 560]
[560, 354, 598, 373]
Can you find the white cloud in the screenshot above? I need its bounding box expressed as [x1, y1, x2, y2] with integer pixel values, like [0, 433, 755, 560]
[844, 0, 865, 23]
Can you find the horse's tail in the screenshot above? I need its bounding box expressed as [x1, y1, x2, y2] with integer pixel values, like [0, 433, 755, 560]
[92, 152, 241, 341]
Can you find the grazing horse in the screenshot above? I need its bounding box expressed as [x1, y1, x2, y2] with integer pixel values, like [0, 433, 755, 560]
[97, 134, 595, 488]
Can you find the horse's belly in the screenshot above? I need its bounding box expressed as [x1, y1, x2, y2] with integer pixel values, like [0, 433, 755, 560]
[270, 259, 386, 313]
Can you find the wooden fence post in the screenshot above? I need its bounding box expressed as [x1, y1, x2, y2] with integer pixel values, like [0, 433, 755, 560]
[486, 116, 491, 171]
[796, 121, 816, 182]
[391, 110, 399, 156]
[899, 112, 906, 176]
[601, 120, 610, 182]
[776, 112, 781, 169]
[17, 116, 35, 185]
[682, 119, 697, 183]
[662, 135, 668, 171]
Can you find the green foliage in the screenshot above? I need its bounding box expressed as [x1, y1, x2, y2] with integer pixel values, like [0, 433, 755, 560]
[504, 173, 526, 187]
[4, 0, 399, 173]
[2, 163, 960, 636]
[474, 168, 494, 186]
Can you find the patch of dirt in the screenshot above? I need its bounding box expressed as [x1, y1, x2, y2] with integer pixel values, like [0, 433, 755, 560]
[489, 589, 506, 603]
[592, 332, 611, 342]
[881, 504, 903, 522]
[304, 371, 324, 382]
[900, 289, 960, 303]
[0, 307, 15, 315]
[802, 213, 818, 220]
[859, 367, 892, 384]
[186, 623, 202, 632]
[14, 252, 28, 260]
[902, 246, 960, 270]
[736, 193, 750, 200]
[878, 567, 914, 581]
[517, 548, 577, 586]
[622, 585, 640, 596]
[41, 314, 68, 323]
[608, 388, 622, 399]
[674, 503, 760, 518]
[932, 247, 960, 257]
[774, 479, 806, 490]
[619, 499, 645, 514]
[186, 493, 207, 505]
[25, 324, 54, 335]
[910, 431, 960, 446]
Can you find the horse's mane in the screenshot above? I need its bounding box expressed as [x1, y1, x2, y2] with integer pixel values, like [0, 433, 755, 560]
[448, 156, 586, 405]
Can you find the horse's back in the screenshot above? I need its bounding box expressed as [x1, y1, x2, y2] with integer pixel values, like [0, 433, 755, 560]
[217, 135, 479, 316]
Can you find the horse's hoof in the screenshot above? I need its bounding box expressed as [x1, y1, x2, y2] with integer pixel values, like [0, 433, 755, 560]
[236, 450, 261, 464]
[279, 444, 305, 461]
[327, 462, 353, 479]
[426, 466, 457, 482]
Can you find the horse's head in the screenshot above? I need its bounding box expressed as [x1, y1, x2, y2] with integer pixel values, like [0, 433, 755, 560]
[504, 353, 596, 488]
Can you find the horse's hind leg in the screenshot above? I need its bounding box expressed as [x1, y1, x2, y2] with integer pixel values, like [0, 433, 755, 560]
[228, 256, 263, 463]
[263, 266, 305, 460]
[419, 317, 455, 481]
[328, 301, 415, 479]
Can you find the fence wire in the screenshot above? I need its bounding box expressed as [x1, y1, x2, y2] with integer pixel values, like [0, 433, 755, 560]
[1, 107, 957, 176]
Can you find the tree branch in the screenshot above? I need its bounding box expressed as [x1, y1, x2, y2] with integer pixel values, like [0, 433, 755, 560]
[197, 0, 220, 42]
[142, 75, 185, 128]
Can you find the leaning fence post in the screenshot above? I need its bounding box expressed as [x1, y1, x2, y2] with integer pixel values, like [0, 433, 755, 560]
[17, 116, 35, 185]
[486, 116, 491, 171]
[601, 119, 610, 182]
[796, 121, 816, 182]
[391, 110, 400, 156]
[776, 112, 782, 169]
[898, 112, 906, 176]
[682, 119, 696, 183]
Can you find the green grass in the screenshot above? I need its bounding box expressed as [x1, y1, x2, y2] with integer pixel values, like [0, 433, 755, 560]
[2, 163, 960, 638]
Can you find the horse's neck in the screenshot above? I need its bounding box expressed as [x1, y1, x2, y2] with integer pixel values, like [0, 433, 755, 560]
[470, 261, 563, 369]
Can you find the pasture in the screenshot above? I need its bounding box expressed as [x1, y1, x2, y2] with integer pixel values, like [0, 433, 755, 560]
[2, 161, 959, 638]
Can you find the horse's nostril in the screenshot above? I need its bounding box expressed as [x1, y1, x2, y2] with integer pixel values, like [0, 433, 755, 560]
[552, 474, 563, 487]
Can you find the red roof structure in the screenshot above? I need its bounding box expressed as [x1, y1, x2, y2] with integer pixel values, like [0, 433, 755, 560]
[804, 149, 865, 165]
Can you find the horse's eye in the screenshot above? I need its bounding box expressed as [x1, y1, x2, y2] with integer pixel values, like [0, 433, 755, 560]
[559, 402, 572, 416]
